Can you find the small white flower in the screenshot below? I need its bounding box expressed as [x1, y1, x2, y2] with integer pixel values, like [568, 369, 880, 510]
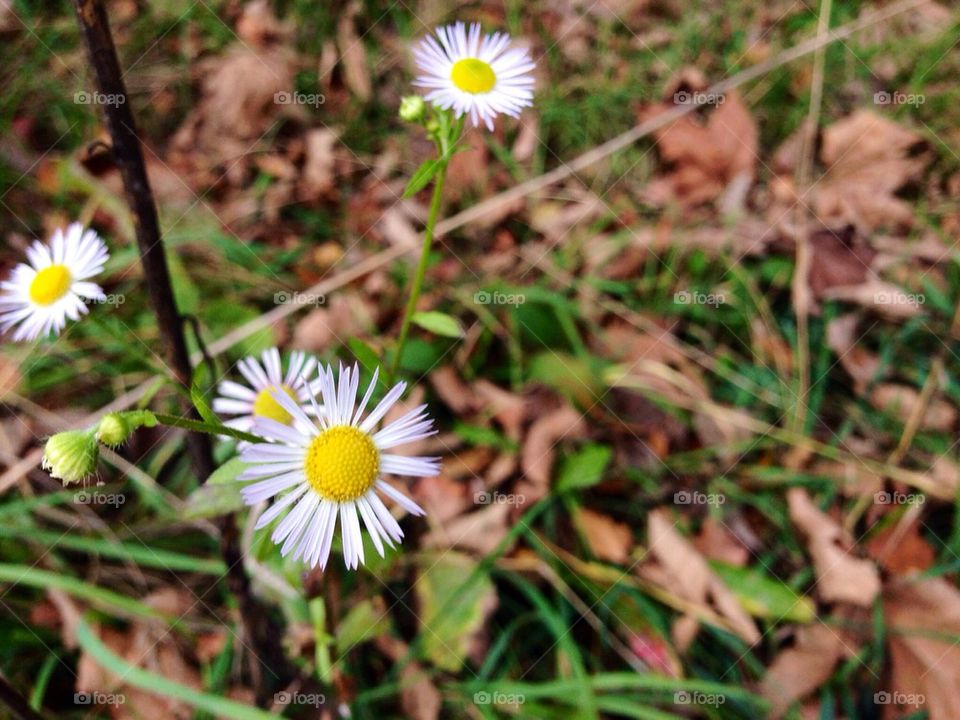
[213, 348, 323, 434]
[413, 22, 535, 131]
[239, 363, 438, 570]
[0, 223, 109, 341]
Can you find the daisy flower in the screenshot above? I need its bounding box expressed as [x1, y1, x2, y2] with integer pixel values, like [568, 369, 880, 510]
[413, 22, 535, 131]
[239, 363, 438, 570]
[0, 223, 109, 342]
[213, 348, 323, 434]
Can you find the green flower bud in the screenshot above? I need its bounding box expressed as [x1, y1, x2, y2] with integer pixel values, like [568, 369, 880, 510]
[42, 429, 98, 485]
[399, 95, 426, 123]
[95, 410, 157, 447]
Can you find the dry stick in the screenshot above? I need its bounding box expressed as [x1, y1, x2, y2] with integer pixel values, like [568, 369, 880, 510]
[71, 0, 289, 704]
[788, 0, 832, 446]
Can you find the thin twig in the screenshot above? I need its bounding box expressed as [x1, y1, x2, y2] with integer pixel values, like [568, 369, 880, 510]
[71, 0, 290, 703]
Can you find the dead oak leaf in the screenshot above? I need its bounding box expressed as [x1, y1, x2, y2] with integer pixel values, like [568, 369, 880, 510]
[643, 90, 758, 207]
[813, 110, 928, 232]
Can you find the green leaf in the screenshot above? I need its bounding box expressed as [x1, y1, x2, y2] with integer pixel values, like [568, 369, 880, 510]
[348, 337, 381, 376]
[411, 310, 464, 338]
[190, 363, 219, 426]
[336, 599, 392, 651]
[555, 444, 613, 492]
[184, 457, 249, 519]
[528, 352, 604, 407]
[415, 552, 496, 671]
[710, 561, 816, 623]
[403, 158, 440, 198]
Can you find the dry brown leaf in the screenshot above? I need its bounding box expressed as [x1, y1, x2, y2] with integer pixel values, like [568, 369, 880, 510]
[759, 625, 850, 719]
[871, 383, 956, 432]
[643, 510, 760, 645]
[336, 3, 372, 101]
[574, 507, 632, 564]
[807, 226, 876, 297]
[866, 518, 935, 576]
[422, 501, 513, 556]
[826, 313, 881, 394]
[693, 517, 749, 567]
[376, 636, 441, 720]
[518, 404, 587, 504]
[813, 110, 929, 232]
[473, 380, 526, 441]
[787, 488, 880, 606]
[884, 577, 960, 720]
[643, 90, 758, 207]
[299, 128, 339, 198]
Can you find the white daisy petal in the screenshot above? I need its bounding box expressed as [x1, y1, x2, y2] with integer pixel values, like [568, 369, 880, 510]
[376, 479, 426, 517]
[0, 225, 110, 342]
[412, 24, 535, 130]
[235, 363, 437, 570]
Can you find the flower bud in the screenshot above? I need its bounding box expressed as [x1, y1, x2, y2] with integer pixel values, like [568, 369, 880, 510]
[95, 410, 157, 447]
[399, 95, 426, 123]
[42, 429, 98, 485]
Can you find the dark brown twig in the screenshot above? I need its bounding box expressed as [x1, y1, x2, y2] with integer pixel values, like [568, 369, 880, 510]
[71, 0, 288, 704]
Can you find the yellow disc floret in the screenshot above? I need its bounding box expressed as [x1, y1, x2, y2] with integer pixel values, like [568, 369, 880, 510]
[451, 58, 496, 94]
[29, 265, 72, 306]
[304, 426, 380, 502]
[252, 384, 299, 425]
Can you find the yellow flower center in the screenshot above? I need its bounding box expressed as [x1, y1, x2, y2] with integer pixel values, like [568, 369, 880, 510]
[29, 265, 72, 306]
[451, 58, 496, 94]
[252, 384, 298, 425]
[304, 426, 380, 502]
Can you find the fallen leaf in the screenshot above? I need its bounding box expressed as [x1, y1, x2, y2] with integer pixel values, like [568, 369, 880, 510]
[871, 383, 956, 432]
[642, 510, 760, 645]
[813, 110, 929, 232]
[884, 577, 960, 720]
[866, 518, 935, 575]
[787, 488, 881, 606]
[759, 625, 851, 719]
[574, 507, 632, 564]
[643, 90, 758, 207]
[519, 404, 587, 503]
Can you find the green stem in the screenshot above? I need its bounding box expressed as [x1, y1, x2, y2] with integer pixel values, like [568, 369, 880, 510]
[387, 159, 450, 385]
[152, 413, 264, 445]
